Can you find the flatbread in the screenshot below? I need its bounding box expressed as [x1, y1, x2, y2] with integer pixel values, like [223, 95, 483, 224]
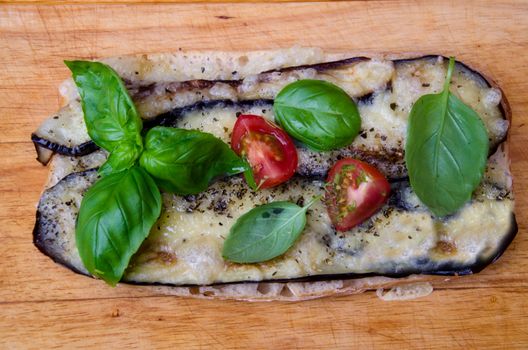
[34, 48, 515, 301]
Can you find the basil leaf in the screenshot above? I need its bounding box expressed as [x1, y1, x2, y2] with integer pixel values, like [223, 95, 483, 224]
[98, 142, 142, 176]
[140, 127, 248, 195]
[65, 60, 143, 174]
[76, 166, 161, 286]
[405, 57, 489, 217]
[222, 197, 320, 263]
[274, 79, 361, 151]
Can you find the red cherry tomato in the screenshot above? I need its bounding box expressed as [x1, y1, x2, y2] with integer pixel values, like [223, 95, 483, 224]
[231, 114, 298, 189]
[325, 158, 391, 231]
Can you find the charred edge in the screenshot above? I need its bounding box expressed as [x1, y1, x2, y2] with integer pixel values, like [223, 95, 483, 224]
[36, 86, 388, 162]
[143, 99, 274, 129]
[348, 147, 404, 165]
[30, 99, 274, 158]
[357, 92, 374, 105]
[32, 169, 98, 277]
[129, 82, 156, 99]
[131, 80, 241, 100]
[121, 213, 518, 288]
[33, 167, 517, 287]
[393, 55, 493, 93]
[37, 213, 518, 288]
[33, 209, 89, 277]
[179, 78, 241, 88]
[130, 57, 370, 101]
[31, 133, 100, 159]
[34, 56, 508, 159]
[34, 143, 54, 165]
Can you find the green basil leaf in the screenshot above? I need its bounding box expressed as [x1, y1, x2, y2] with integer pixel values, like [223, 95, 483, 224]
[65, 60, 143, 174]
[273, 79, 361, 151]
[76, 166, 161, 286]
[139, 127, 248, 195]
[98, 142, 143, 177]
[222, 197, 320, 263]
[405, 57, 489, 217]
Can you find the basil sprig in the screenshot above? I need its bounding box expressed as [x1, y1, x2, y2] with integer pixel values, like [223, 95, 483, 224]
[65, 61, 143, 175]
[99, 142, 143, 176]
[76, 166, 161, 286]
[274, 80, 361, 151]
[67, 61, 249, 285]
[222, 197, 320, 263]
[405, 57, 489, 216]
[140, 127, 249, 195]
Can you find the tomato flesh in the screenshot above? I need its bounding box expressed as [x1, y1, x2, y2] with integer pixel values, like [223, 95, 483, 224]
[325, 158, 391, 231]
[231, 114, 298, 189]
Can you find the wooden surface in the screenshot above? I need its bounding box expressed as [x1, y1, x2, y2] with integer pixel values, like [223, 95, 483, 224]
[1, 1, 527, 348]
[4, 0, 347, 3]
[2, 0, 349, 3]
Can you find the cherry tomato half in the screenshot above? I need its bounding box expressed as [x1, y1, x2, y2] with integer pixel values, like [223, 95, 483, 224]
[231, 114, 298, 189]
[325, 158, 391, 231]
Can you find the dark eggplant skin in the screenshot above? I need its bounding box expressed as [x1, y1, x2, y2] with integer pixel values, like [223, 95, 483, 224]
[261, 56, 368, 74]
[33, 202, 518, 287]
[143, 99, 274, 129]
[124, 213, 518, 287]
[32, 98, 409, 179]
[32, 53, 517, 289]
[33, 169, 97, 276]
[31, 55, 509, 162]
[31, 99, 273, 163]
[31, 58, 372, 161]
[33, 168, 518, 288]
[31, 134, 99, 165]
[31, 134, 99, 156]
[33, 210, 88, 277]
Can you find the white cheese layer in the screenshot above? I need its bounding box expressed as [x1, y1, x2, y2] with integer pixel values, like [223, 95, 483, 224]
[124, 176, 513, 285]
[37, 166, 514, 286]
[34, 55, 514, 286]
[34, 57, 507, 157]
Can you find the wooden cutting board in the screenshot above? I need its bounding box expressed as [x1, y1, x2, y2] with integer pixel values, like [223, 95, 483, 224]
[1, 1, 527, 348]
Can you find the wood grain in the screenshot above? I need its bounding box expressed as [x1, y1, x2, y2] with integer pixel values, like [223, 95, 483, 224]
[0, 1, 527, 348]
[2, 0, 352, 3]
[2, 289, 528, 349]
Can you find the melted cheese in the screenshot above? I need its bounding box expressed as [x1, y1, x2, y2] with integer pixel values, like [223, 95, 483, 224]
[121, 176, 513, 285]
[35, 100, 89, 148]
[35, 55, 514, 286]
[35, 57, 507, 165]
[37, 163, 514, 286]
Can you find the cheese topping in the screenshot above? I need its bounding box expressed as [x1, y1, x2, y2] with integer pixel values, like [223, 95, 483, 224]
[33, 55, 515, 286]
[36, 163, 514, 285]
[34, 57, 507, 157]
